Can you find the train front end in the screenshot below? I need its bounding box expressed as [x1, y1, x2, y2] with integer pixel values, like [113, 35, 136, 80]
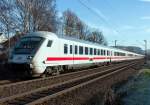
[8, 34, 45, 77]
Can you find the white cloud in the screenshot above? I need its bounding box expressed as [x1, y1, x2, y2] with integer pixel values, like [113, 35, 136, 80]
[99, 26, 118, 36]
[145, 28, 150, 33]
[92, 7, 108, 20]
[139, 0, 150, 2]
[121, 25, 135, 30]
[80, 0, 108, 21]
[58, 12, 63, 18]
[83, 22, 120, 45]
[141, 16, 150, 20]
[85, 22, 118, 36]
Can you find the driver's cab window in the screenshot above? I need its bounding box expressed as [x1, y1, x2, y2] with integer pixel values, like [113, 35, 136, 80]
[47, 40, 53, 47]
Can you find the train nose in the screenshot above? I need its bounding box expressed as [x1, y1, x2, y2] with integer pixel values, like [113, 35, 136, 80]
[11, 55, 33, 63]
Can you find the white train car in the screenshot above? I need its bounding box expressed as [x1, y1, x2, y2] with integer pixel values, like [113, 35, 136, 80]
[9, 31, 144, 76]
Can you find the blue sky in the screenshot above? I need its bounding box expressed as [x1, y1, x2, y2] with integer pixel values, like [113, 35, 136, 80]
[56, 0, 150, 49]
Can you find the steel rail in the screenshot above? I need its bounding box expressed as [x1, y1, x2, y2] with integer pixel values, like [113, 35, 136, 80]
[0, 61, 140, 105]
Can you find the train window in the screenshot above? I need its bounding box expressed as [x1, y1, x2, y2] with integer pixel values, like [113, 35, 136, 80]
[64, 44, 68, 54]
[104, 50, 106, 55]
[111, 51, 113, 56]
[75, 45, 78, 54]
[79, 46, 83, 55]
[90, 48, 93, 55]
[117, 52, 119, 56]
[116, 52, 118, 56]
[128, 54, 133, 56]
[85, 47, 88, 55]
[14, 37, 44, 54]
[123, 53, 125, 56]
[98, 49, 100, 55]
[101, 50, 103, 55]
[107, 51, 109, 56]
[94, 48, 96, 55]
[70, 45, 72, 54]
[47, 40, 52, 47]
[119, 52, 124, 56]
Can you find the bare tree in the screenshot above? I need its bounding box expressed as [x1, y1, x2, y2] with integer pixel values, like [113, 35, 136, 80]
[0, 0, 58, 35]
[76, 19, 85, 39]
[62, 9, 86, 39]
[86, 29, 107, 45]
[15, 0, 58, 32]
[0, 0, 19, 38]
[62, 9, 107, 45]
[63, 9, 78, 37]
[0, 0, 107, 46]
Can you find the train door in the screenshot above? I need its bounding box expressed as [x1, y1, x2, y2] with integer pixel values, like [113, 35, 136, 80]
[68, 43, 74, 66]
[110, 51, 112, 63]
[73, 45, 78, 65]
[71, 44, 74, 65]
[89, 47, 94, 63]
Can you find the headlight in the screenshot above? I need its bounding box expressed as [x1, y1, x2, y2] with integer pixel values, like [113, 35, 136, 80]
[27, 56, 33, 60]
[30, 63, 34, 68]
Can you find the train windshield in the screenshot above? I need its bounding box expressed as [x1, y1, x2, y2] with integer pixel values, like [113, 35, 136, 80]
[14, 37, 44, 54]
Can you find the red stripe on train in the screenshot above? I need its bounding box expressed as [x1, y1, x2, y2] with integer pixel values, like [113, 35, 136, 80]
[46, 57, 109, 61]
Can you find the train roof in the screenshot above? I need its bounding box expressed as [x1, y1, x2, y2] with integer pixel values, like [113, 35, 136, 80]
[24, 31, 58, 39]
[23, 31, 143, 56]
[58, 33, 142, 55]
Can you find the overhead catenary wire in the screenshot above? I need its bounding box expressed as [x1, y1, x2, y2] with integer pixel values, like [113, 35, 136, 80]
[136, 40, 145, 47]
[84, 0, 143, 47]
[85, 0, 122, 34]
[77, 0, 120, 35]
[78, 0, 145, 49]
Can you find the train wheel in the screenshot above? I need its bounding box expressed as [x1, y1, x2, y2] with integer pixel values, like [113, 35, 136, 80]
[62, 65, 69, 73]
[41, 67, 52, 77]
[45, 67, 53, 74]
[52, 66, 61, 75]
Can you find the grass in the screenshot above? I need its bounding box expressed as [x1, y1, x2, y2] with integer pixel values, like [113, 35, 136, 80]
[141, 69, 150, 77]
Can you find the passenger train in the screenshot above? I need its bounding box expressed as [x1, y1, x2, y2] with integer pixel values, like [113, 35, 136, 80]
[8, 31, 144, 77]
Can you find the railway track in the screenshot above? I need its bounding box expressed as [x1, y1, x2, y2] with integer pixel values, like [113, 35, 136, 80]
[0, 80, 19, 85]
[0, 62, 127, 89]
[0, 63, 24, 86]
[0, 60, 142, 105]
[0, 78, 32, 86]
[0, 61, 130, 99]
[0, 74, 39, 86]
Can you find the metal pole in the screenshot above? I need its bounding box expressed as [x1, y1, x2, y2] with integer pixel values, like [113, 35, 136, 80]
[144, 40, 147, 63]
[7, 26, 10, 61]
[5, 20, 10, 62]
[115, 40, 117, 47]
[60, 17, 63, 36]
[62, 23, 63, 36]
